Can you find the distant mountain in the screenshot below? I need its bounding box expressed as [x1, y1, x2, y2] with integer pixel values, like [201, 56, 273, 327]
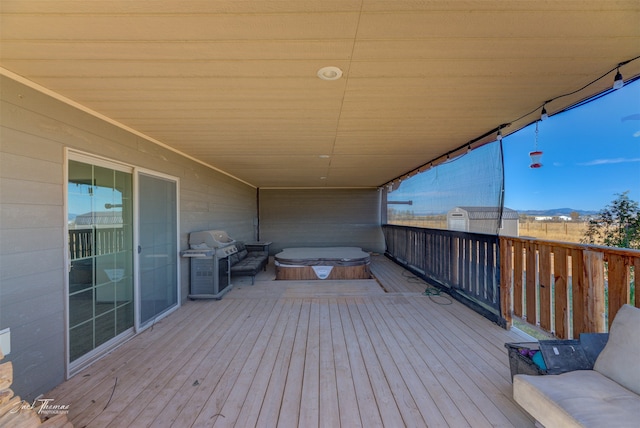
[518, 208, 598, 216]
[393, 207, 599, 217]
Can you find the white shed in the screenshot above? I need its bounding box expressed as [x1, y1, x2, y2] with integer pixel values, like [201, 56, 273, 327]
[447, 207, 519, 236]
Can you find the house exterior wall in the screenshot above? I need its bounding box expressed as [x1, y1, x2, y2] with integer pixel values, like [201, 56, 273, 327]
[259, 188, 385, 254]
[0, 75, 257, 400]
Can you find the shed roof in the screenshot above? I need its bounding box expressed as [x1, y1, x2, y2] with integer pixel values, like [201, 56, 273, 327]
[453, 207, 519, 220]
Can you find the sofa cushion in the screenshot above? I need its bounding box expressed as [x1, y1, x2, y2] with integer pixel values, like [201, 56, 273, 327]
[236, 249, 248, 260]
[247, 251, 267, 259]
[514, 370, 640, 428]
[593, 304, 640, 395]
[231, 258, 262, 274]
[231, 267, 256, 275]
[229, 253, 240, 265]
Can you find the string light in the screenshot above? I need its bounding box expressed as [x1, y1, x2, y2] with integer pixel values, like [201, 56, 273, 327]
[540, 104, 548, 121]
[613, 68, 624, 89]
[382, 54, 640, 189]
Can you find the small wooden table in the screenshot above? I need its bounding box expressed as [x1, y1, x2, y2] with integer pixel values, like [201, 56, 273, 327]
[245, 242, 272, 265]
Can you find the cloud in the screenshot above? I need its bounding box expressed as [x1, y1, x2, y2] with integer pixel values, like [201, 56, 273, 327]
[621, 113, 640, 122]
[633, 130, 640, 138]
[579, 157, 640, 166]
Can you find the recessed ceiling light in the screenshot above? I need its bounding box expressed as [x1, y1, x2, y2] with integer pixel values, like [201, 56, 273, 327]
[319, 154, 330, 158]
[317, 66, 343, 81]
[320, 176, 327, 180]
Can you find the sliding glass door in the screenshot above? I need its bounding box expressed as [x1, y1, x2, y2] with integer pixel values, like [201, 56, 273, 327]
[137, 173, 179, 327]
[67, 155, 179, 369]
[67, 158, 134, 365]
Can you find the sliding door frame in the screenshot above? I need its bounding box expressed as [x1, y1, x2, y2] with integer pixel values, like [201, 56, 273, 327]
[134, 168, 181, 332]
[64, 149, 181, 377]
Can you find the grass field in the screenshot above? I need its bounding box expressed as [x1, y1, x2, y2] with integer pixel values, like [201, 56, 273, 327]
[392, 217, 589, 244]
[518, 221, 588, 243]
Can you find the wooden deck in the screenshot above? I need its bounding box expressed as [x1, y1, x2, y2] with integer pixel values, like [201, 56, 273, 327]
[47, 255, 535, 427]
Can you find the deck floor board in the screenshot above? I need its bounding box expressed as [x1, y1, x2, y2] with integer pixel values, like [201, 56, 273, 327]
[47, 255, 535, 427]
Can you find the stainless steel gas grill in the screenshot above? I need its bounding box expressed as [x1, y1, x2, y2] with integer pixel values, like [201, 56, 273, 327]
[180, 230, 239, 299]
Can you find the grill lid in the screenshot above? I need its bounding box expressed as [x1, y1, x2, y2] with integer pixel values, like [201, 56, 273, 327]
[189, 230, 236, 249]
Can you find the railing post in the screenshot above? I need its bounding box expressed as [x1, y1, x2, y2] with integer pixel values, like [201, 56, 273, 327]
[635, 258, 640, 308]
[513, 241, 524, 318]
[582, 250, 606, 333]
[451, 236, 459, 287]
[607, 254, 629, 329]
[525, 241, 537, 325]
[553, 246, 569, 339]
[572, 248, 586, 336]
[539, 245, 552, 332]
[500, 237, 513, 329]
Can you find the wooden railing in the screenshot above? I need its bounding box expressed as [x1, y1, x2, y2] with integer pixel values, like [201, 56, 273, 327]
[383, 225, 504, 325]
[500, 236, 640, 338]
[69, 228, 126, 259]
[382, 225, 639, 337]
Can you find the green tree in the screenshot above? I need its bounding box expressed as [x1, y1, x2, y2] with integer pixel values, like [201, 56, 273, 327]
[582, 191, 640, 249]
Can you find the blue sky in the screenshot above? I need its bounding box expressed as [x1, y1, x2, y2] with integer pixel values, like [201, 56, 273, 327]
[503, 78, 640, 212]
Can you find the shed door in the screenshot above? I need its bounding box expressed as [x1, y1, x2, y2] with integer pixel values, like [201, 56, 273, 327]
[449, 214, 467, 232]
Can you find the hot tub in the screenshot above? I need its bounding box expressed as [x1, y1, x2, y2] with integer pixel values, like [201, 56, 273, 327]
[274, 247, 371, 280]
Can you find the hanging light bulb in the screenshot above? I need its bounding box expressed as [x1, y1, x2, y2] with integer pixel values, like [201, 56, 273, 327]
[613, 68, 624, 90]
[496, 128, 503, 141]
[540, 104, 548, 121]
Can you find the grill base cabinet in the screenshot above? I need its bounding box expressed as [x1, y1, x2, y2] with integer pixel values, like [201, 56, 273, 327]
[188, 254, 232, 300]
[182, 230, 239, 300]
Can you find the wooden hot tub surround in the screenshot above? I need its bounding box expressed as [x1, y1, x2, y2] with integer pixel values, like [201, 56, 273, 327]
[274, 247, 371, 280]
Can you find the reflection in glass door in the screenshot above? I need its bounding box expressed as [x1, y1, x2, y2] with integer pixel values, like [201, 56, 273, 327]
[67, 159, 134, 365]
[138, 173, 178, 327]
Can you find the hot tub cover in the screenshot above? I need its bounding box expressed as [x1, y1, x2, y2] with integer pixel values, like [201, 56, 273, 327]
[275, 247, 370, 267]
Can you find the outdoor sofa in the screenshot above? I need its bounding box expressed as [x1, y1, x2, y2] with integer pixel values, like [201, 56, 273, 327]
[229, 241, 269, 284]
[513, 303, 640, 427]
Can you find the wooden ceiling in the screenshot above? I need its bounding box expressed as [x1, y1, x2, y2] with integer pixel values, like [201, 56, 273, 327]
[2, 1, 639, 188]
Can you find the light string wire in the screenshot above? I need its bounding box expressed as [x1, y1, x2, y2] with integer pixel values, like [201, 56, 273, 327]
[383, 54, 640, 188]
[509, 55, 640, 125]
